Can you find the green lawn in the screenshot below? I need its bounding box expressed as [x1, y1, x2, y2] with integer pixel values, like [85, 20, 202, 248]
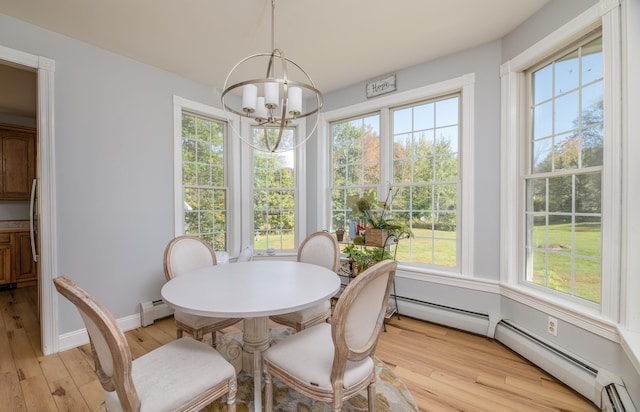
[531, 221, 601, 303]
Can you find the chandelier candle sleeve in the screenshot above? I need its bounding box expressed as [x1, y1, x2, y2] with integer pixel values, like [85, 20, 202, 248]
[264, 82, 279, 109]
[288, 86, 302, 115]
[255, 97, 268, 120]
[242, 84, 258, 113]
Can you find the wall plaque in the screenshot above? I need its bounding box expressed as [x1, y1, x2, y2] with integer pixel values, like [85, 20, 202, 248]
[366, 74, 396, 98]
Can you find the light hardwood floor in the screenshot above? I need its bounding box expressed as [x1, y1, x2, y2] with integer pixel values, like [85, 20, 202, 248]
[1, 286, 598, 411]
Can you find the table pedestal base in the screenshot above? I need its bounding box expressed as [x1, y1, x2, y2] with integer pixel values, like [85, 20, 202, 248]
[243, 316, 271, 412]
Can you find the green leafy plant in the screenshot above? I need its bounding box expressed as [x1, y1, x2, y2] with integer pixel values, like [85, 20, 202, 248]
[350, 188, 413, 240]
[342, 244, 393, 275]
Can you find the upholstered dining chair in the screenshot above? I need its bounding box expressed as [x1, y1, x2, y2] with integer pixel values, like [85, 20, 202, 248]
[263, 259, 397, 412]
[270, 231, 340, 331]
[53, 275, 237, 412]
[163, 235, 241, 344]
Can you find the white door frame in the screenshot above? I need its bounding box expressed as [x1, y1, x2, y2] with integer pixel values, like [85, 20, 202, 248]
[0, 44, 58, 355]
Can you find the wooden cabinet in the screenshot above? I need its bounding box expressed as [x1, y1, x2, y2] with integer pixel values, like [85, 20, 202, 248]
[0, 124, 36, 200]
[14, 231, 36, 285]
[0, 230, 36, 288]
[0, 233, 11, 285]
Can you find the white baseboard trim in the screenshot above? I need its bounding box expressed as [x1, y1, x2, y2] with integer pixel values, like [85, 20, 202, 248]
[57, 313, 143, 352]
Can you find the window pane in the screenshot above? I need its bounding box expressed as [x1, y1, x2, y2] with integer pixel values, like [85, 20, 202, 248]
[575, 173, 601, 213]
[533, 101, 553, 139]
[582, 37, 603, 85]
[554, 91, 579, 134]
[533, 65, 552, 104]
[532, 138, 552, 173]
[554, 49, 579, 95]
[553, 132, 579, 170]
[548, 176, 572, 213]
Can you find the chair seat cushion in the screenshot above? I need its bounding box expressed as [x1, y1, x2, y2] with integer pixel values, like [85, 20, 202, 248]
[272, 300, 330, 324]
[174, 309, 235, 329]
[104, 337, 235, 412]
[263, 323, 374, 391]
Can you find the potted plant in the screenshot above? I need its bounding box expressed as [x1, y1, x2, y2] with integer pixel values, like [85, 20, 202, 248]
[342, 244, 393, 275]
[350, 188, 412, 247]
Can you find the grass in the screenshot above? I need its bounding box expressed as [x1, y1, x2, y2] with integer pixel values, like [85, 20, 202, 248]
[531, 221, 601, 303]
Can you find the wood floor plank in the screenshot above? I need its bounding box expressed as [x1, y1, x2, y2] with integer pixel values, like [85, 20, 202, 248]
[8, 328, 41, 380]
[20, 375, 58, 412]
[58, 348, 96, 389]
[49, 375, 92, 412]
[0, 370, 27, 412]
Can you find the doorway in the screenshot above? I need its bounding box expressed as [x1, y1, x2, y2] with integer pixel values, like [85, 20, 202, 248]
[0, 45, 57, 355]
[0, 60, 39, 319]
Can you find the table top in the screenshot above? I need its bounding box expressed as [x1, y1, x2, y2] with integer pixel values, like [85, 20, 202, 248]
[161, 260, 341, 318]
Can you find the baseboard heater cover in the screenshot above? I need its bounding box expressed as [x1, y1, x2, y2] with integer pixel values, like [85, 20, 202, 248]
[603, 382, 637, 412]
[496, 320, 637, 411]
[396, 296, 490, 336]
[140, 299, 174, 327]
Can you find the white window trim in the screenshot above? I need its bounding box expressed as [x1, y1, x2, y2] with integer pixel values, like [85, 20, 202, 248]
[499, 0, 622, 338]
[172, 95, 241, 255]
[239, 117, 307, 255]
[317, 73, 475, 276]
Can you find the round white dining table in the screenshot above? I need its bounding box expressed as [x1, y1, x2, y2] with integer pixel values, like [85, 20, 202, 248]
[161, 260, 341, 411]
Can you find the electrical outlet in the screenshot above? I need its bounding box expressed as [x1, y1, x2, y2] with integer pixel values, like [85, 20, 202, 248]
[547, 316, 558, 336]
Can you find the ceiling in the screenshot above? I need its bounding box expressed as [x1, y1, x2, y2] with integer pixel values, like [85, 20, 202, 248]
[0, 0, 549, 118]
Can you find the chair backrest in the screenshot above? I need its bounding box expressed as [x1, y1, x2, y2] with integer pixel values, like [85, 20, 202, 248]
[163, 235, 217, 281]
[53, 276, 140, 411]
[297, 231, 340, 272]
[330, 259, 396, 376]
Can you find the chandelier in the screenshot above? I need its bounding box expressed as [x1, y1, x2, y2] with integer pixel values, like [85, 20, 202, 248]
[221, 0, 323, 152]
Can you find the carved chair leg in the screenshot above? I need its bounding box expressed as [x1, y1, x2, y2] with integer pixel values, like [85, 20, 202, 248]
[264, 368, 273, 412]
[176, 328, 183, 339]
[226, 375, 237, 412]
[368, 379, 377, 411]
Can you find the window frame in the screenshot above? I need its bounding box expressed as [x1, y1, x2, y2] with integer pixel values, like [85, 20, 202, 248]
[500, 1, 622, 325]
[318, 74, 475, 276]
[172, 95, 242, 256]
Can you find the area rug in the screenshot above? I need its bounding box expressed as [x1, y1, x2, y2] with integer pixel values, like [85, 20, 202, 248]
[203, 328, 419, 412]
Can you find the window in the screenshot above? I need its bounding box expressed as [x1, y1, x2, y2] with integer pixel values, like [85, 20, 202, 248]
[325, 76, 471, 273]
[173, 96, 240, 254]
[392, 96, 460, 267]
[252, 126, 296, 251]
[181, 111, 228, 249]
[501, 1, 622, 319]
[524, 34, 603, 303]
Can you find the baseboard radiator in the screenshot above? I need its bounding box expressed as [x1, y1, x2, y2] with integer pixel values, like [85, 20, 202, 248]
[496, 320, 637, 411]
[396, 296, 491, 336]
[140, 299, 174, 327]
